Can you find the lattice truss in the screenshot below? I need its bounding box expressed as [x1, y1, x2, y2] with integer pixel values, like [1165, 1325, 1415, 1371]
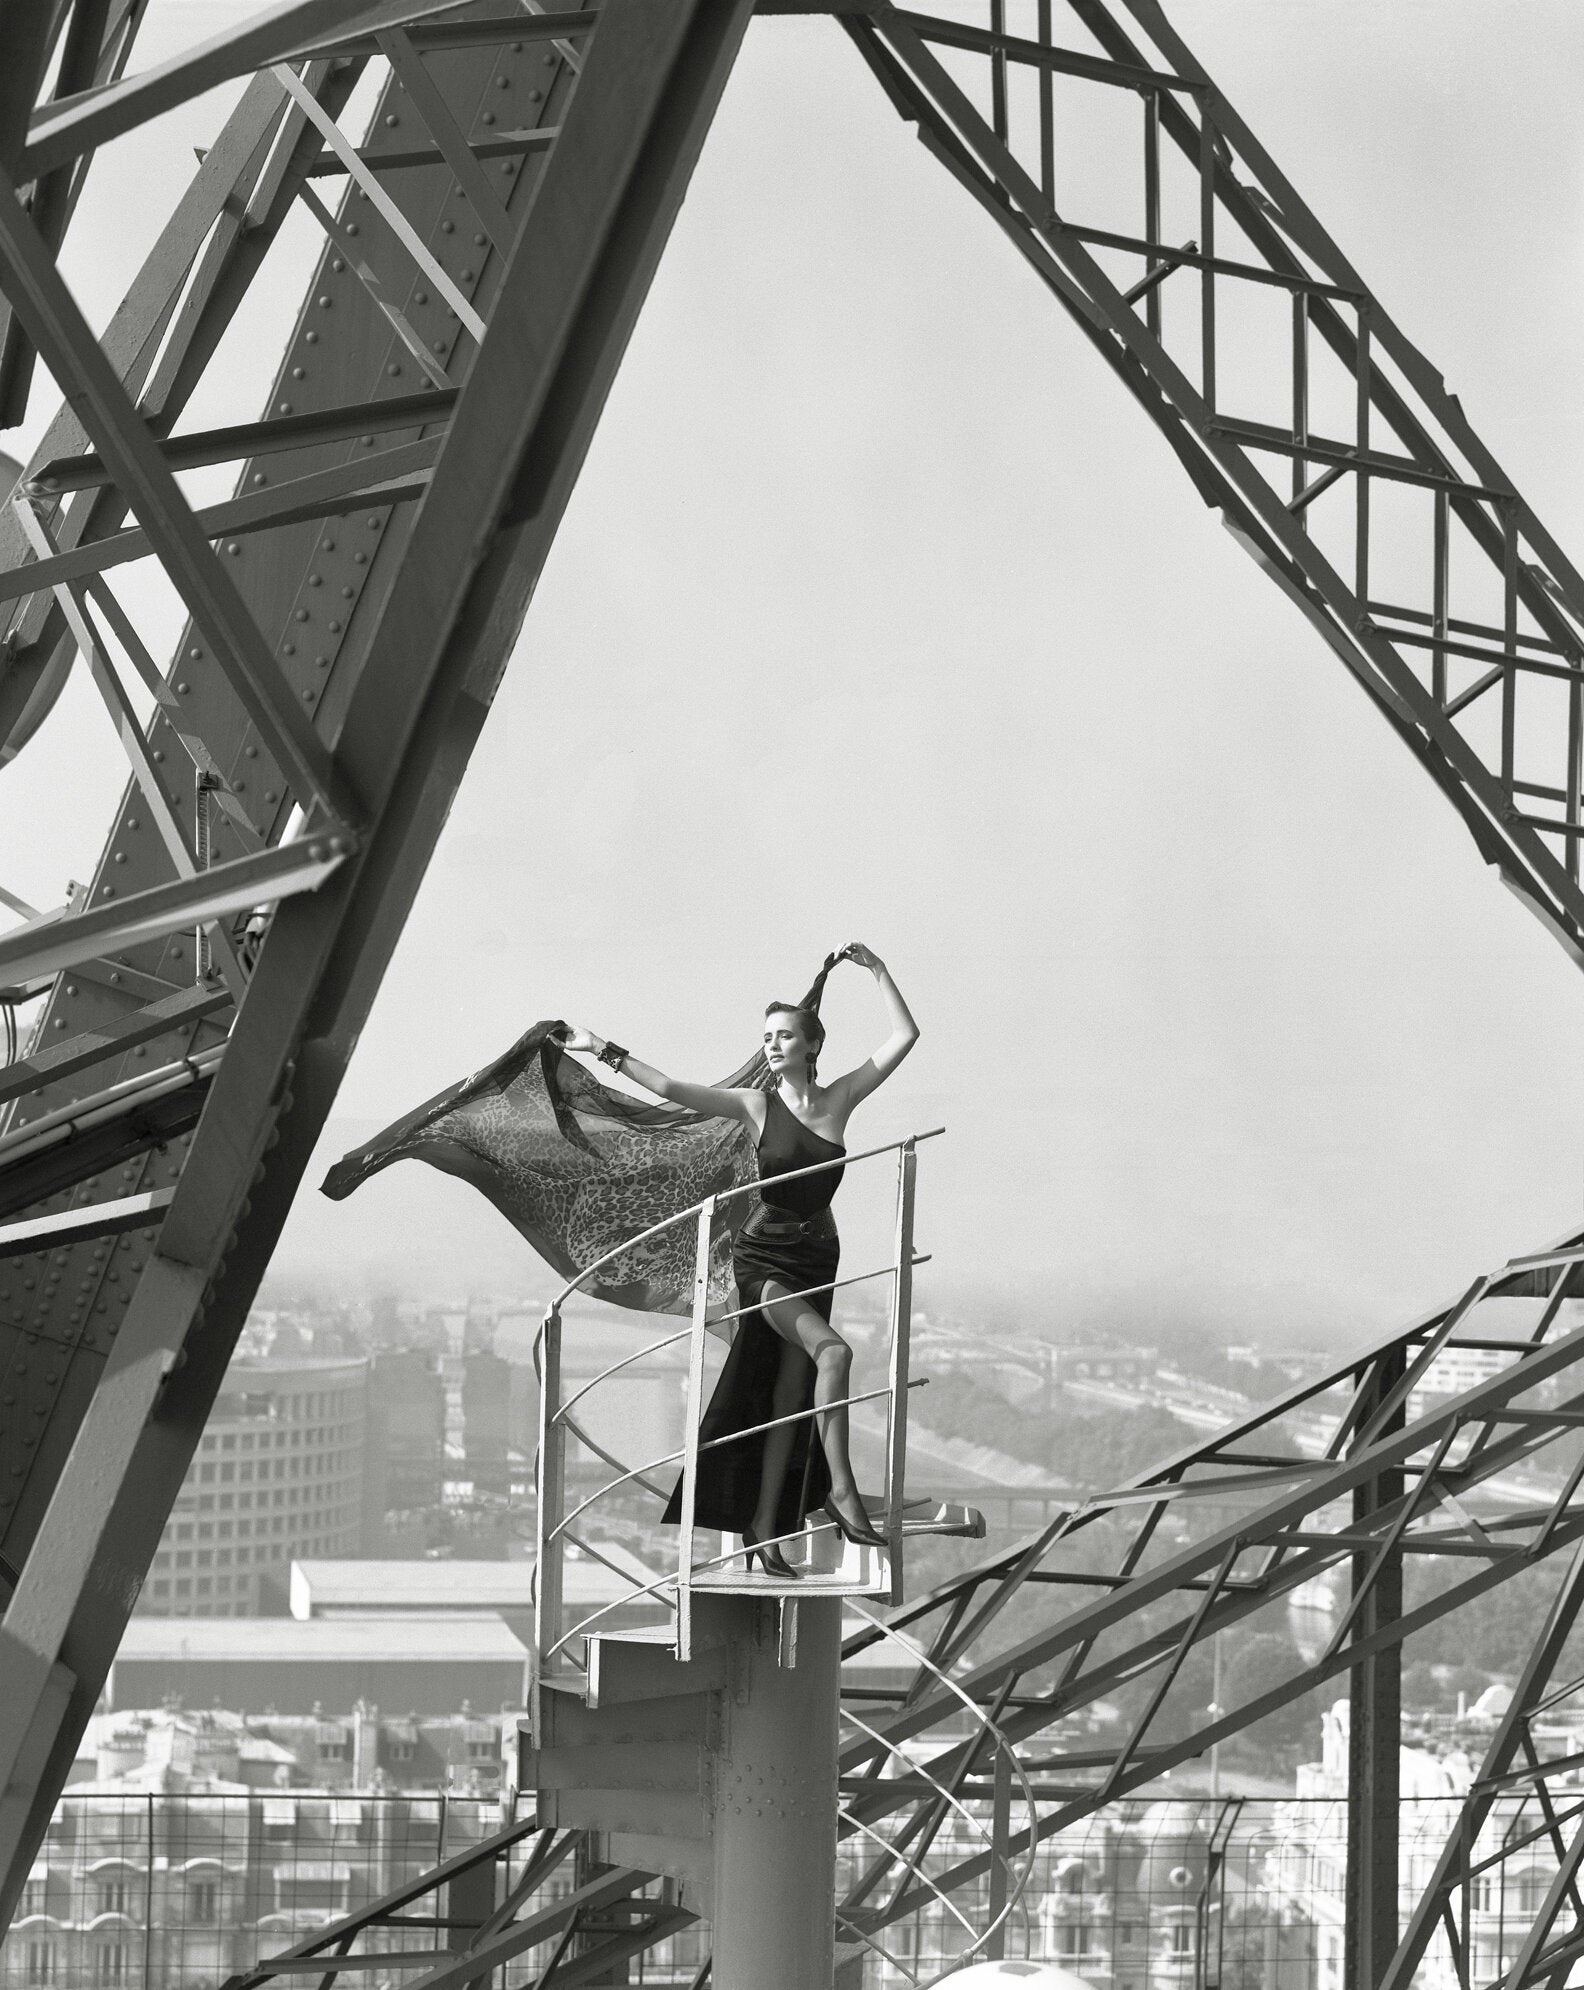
[838, 1228, 1584, 1990]
[841, 0, 1584, 965]
[0, 0, 759, 1929]
[4, 0, 1584, 1983]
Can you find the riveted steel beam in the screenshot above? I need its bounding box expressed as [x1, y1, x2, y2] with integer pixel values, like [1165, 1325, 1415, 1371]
[0, 0, 755, 1933]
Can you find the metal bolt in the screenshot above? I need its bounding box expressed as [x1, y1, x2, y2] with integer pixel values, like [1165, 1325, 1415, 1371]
[307, 574, 321, 587]
[227, 542, 241, 555]
[176, 681, 190, 693]
[281, 642, 296, 655]
[480, 112, 495, 126]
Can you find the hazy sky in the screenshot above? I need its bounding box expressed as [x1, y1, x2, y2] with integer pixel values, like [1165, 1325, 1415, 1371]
[7, 2, 1584, 1344]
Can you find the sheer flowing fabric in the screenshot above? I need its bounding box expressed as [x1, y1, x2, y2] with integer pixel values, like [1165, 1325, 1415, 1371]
[321, 1022, 766, 1316]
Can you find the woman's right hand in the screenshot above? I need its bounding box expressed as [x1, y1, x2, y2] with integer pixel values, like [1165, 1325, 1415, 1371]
[555, 1026, 601, 1055]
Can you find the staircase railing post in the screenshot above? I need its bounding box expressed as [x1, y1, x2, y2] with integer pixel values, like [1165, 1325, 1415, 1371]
[885, 1138, 918, 1605]
[675, 1196, 716, 1661]
[534, 1303, 566, 1686]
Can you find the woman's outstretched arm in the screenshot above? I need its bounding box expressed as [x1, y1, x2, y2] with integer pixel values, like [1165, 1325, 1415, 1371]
[555, 1028, 759, 1125]
[828, 944, 919, 1108]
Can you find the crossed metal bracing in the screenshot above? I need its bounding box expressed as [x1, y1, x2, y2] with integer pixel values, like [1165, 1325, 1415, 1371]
[218, 1814, 692, 1990]
[0, 0, 759, 1933]
[830, 1223, 1584, 1984]
[841, 0, 1584, 969]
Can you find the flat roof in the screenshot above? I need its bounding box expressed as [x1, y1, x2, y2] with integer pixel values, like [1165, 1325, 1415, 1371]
[115, 1614, 527, 1663]
[294, 1562, 537, 1610]
[291, 1552, 651, 1615]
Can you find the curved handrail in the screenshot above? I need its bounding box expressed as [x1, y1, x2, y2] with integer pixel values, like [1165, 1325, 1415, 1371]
[840, 1601, 1039, 1986]
[539, 1124, 945, 1317]
[554, 1327, 690, 1424]
[548, 1377, 928, 1545]
[534, 1123, 940, 1675]
[543, 1518, 824, 1664]
[551, 1253, 924, 1431]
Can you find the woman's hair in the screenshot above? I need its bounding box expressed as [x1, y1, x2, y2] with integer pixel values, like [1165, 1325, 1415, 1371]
[763, 949, 844, 1080]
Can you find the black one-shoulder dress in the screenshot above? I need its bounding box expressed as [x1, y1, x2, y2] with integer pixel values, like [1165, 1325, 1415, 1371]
[662, 1091, 845, 1537]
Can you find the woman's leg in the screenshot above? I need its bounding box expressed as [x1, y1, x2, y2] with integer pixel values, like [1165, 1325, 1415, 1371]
[759, 1283, 864, 1503]
[750, 1341, 807, 1541]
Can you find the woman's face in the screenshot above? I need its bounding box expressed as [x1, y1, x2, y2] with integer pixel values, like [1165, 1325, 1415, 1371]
[763, 1011, 814, 1078]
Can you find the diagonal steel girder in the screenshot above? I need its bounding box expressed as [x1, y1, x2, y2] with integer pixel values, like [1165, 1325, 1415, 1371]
[843, 0, 1584, 973]
[0, 0, 756, 1932]
[832, 1224, 1584, 1943]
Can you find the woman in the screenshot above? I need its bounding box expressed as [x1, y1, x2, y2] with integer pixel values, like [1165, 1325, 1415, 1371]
[556, 942, 919, 1577]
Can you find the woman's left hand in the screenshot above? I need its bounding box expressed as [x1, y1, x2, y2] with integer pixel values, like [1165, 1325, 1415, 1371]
[842, 941, 885, 972]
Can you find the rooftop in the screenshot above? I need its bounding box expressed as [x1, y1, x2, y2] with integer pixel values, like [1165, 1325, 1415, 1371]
[115, 1614, 527, 1663]
[289, 1552, 651, 1617]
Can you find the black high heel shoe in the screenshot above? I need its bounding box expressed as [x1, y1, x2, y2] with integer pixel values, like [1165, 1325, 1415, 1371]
[741, 1523, 801, 1579]
[823, 1489, 887, 1550]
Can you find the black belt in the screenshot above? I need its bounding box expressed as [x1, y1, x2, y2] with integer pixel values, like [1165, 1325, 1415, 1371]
[741, 1206, 831, 1243]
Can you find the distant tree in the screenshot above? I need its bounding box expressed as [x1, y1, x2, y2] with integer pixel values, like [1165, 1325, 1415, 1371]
[1219, 1630, 1323, 1761]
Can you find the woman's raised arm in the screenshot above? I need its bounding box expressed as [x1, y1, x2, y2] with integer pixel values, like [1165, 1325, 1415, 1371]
[555, 1028, 759, 1125]
[827, 944, 919, 1109]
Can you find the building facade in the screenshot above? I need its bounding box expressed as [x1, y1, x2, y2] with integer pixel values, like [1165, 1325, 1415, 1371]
[140, 1358, 368, 1618]
[362, 1349, 446, 1536]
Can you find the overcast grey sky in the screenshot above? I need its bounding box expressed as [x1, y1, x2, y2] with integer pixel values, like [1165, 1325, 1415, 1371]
[7, 2, 1584, 1343]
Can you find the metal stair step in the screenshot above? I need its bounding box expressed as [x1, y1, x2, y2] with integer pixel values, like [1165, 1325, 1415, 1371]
[539, 1687, 717, 1754]
[587, 1632, 732, 1708]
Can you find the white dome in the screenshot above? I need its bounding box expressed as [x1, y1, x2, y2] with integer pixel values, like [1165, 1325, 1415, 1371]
[947, 1966, 1093, 1988]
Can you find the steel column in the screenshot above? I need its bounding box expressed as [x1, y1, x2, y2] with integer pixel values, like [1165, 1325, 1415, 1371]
[711, 1596, 841, 1990]
[1345, 1347, 1405, 1990]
